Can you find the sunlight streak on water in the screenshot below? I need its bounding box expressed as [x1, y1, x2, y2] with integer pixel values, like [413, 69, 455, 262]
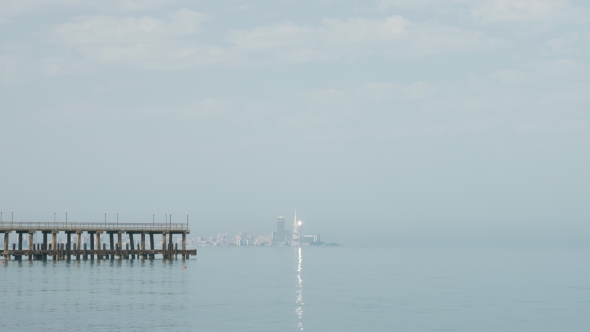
[295, 247, 304, 330]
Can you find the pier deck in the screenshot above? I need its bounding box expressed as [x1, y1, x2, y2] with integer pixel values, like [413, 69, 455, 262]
[1, 222, 196, 261]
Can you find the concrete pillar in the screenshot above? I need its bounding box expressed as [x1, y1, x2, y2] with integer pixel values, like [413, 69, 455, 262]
[109, 232, 115, 259]
[76, 232, 81, 250]
[89, 232, 95, 260]
[149, 233, 154, 259]
[182, 233, 186, 260]
[3, 232, 7, 251]
[129, 233, 135, 259]
[162, 233, 167, 259]
[117, 232, 122, 259]
[52, 232, 57, 261]
[66, 233, 71, 260]
[17, 232, 23, 260]
[76, 232, 82, 260]
[96, 232, 102, 260]
[42, 232, 48, 260]
[29, 232, 34, 260]
[141, 233, 146, 259]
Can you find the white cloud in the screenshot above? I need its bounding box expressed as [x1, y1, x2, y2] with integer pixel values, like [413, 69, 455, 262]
[378, 0, 588, 25]
[491, 59, 587, 84]
[136, 99, 232, 119]
[49, 9, 234, 70]
[490, 69, 529, 84]
[307, 89, 347, 103]
[46, 12, 502, 71]
[469, 0, 583, 23]
[223, 4, 255, 12]
[356, 81, 435, 102]
[543, 34, 579, 54]
[377, 0, 465, 10]
[180, 99, 232, 119]
[228, 16, 502, 63]
[0, 55, 18, 86]
[51, 9, 206, 45]
[0, 0, 179, 17]
[45, 99, 232, 119]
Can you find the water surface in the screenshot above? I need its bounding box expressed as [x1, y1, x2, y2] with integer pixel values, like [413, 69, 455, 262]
[1, 247, 589, 331]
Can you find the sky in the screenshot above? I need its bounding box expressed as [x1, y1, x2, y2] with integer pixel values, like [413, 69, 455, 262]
[1, 0, 589, 246]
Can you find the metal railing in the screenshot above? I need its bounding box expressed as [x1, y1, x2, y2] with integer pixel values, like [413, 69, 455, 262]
[0, 222, 188, 232]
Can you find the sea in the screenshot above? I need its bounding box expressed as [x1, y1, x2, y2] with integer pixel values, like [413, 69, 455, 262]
[1, 247, 589, 331]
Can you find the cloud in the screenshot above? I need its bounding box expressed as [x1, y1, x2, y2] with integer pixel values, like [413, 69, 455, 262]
[307, 89, 347, 103]
[471, 0, 581, 23]
[356, 81, 436, 102]
[378, 0, 589, 25]
[179, 99, 232, 119]
[228, 16, 503, 63]
[0, 55, 18, 86]
[136, 99, 233, 119]
[45, 12, 502, 71]
[49, 9, 234, 70]
[51, 9, 206, 45]
[0, 0, 179, 17]
[44, 99, 232, 120]
[543, 34, 579, 55]
[469, 0, 584, 24]
[377, 0, 464, 10]
[491, 59, 587, 84]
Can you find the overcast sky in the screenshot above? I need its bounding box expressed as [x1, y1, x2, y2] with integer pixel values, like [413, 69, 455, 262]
[1, 0, 589, 246]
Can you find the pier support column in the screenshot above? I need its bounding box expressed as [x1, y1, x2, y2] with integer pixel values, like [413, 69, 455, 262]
[117, 232, 122, 259]
[129, 233, 135, 259]
[17, 232, 23, 260]
[168, 233, 174, 260]
[108, 232, 115, 259]
[52, 231, 58, 261]
[76, 231, 82, 260]
[182, 233, 186, 260]
[96, 232, 102, 260]
[141, 233, 146, 259]
[4, 231, 10, 259]
[29, 232, 34, 260]
[162, 233, 167, 259]
[149, 233, 154, 259]
[66, 232, 72, 260]
[42, 232, 49, 261]
[88, 231, 95, 260]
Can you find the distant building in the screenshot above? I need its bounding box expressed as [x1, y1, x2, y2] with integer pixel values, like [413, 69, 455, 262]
[272, 216, 286, 244]
[301, 234, 321, 244]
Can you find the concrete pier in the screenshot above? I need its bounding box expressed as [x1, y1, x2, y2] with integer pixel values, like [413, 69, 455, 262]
[1, 222, 196, 261]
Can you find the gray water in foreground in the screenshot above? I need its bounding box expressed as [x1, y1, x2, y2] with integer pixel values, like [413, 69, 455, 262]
[1, 247, 589, 331]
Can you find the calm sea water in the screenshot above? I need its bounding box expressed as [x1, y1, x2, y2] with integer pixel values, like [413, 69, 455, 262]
[1, 247, 589, 331]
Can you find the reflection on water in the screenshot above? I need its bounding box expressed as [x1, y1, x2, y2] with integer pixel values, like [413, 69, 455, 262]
[295, 247, 303, 330]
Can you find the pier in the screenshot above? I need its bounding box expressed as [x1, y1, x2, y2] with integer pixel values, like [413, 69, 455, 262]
[0, 222, 196, 261]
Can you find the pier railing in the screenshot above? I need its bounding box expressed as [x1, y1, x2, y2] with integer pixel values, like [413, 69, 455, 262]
[0, 222, 188, 232]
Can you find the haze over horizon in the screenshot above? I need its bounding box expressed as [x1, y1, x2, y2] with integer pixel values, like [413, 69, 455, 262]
[1, 0, 589, 247]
